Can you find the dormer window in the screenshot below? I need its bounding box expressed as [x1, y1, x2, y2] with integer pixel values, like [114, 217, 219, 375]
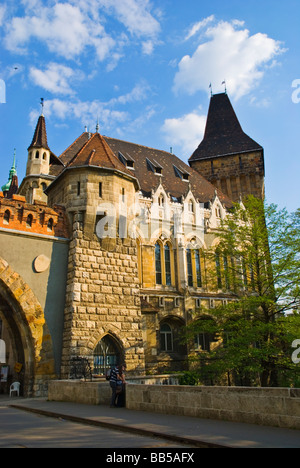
[173, 165, 190, 181]
[146, 158, 163, 175]
[118, 151, 135, 170]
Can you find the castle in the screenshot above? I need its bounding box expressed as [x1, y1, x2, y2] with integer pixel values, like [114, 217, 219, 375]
[0, 93, 264, 396]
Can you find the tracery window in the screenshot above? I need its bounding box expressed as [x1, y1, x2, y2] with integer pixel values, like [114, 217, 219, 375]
[186, 247, 203, 288]
[155, 242, 162, 285]
[164, 244, 172, 286]
[155, 241, 174, 287]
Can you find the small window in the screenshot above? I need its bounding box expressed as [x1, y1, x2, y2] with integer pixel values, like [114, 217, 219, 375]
[188, 200, 194, 213]
[43, 152, 47, 160]
[160, 323, 173, 352]
[47, 218, 54, 232]
[194, 332, 211, 352]
[173, 164, 190, 181]
[77, 182, 81, 196]
[26, 214, 33, 228]
[35, 151, 39, 159]
[158, 195, 164, 207]
[146, 158, 163, 175]
[99, 182, 102, 198]
[3, 210, 10, 225]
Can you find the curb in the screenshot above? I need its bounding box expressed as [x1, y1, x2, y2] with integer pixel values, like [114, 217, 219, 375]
[9, 404, 229, 449]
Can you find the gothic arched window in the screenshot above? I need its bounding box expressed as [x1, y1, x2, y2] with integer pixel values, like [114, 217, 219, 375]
[155, 242, 162, 285]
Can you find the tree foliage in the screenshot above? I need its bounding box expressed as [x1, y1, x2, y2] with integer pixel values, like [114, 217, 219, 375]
[185, 197, 300, 387]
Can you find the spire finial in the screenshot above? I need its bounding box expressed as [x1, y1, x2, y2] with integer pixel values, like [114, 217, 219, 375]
[222, 80, 227, 94]
[209, 83, 213, 97]
[13, 148, 16, 168]
[96, 117, 99, 133]
[40, 98, 44, 116]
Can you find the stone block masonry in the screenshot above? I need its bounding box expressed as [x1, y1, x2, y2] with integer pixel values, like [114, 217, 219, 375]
[48, 380, 300, 431]
[126, 384, 300, 430]
[60, 218, 145, 378]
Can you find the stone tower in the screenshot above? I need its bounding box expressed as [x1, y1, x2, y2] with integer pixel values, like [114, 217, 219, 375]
[19, 113, 63, 203]
[45, 131, 146, 377]
[189, 93, 265, 202]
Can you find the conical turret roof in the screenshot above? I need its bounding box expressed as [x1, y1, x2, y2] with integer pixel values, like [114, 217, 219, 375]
[189, 93, 263, 162]
[28, 115, 50, 150]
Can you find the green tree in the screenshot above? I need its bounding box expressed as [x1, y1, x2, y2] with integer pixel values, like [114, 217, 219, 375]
[185, 197, 300, 387]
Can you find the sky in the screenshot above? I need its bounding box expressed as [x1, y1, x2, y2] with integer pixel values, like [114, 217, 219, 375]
[0, 0, 299, 212]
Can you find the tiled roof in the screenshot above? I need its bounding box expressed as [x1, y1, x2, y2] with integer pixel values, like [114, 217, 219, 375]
[59, 132, 91, 166]
[52, 131, 232, 207]
[189, 93, 263, 162]
[66, 133, 136, 179]
[28, 115, 50, 150]
[104, 136, 232, 207]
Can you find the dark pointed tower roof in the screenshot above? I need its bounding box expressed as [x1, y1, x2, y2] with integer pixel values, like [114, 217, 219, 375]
[189, 93, 263, 162]
[28, 114, 50, 150]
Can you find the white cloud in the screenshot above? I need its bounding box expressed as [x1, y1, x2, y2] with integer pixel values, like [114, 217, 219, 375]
[30, 98, 128, 133]
[5, 2, 116, 62]
[4, 0, 161, 61]
[29, 63, 80, 95]
[108, 81, 150, 106]
[97, 0, 160, 38]
[174, 19, 285, 100]
[0, 5, 6, 27]
[142, 40, 155, 55]
[162, 110, 206, 157]
[30, 82, 150, 131]
[184, 15, 215, 41]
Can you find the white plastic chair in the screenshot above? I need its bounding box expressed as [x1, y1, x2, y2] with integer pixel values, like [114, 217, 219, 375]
[10, 382, 20, 397]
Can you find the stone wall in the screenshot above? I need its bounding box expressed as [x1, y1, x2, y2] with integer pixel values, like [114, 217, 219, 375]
[190, 151, 265, 202]
[48, 380, 300, 430]
[126, 384, 300, 430]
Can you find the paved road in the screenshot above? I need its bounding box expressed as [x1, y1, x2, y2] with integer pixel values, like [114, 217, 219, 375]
[0, 402, 195, 449]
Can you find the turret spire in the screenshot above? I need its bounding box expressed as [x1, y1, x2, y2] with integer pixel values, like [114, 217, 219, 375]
[1, 149, 18, 197]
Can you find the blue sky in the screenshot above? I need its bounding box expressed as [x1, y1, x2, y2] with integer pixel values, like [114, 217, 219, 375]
[0, 0, 299, 212]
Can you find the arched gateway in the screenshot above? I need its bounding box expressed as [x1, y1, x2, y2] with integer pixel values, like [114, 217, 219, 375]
[0, 257, 56, 396]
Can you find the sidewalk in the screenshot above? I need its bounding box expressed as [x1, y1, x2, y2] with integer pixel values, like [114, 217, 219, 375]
[4, 397, 300, 448]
